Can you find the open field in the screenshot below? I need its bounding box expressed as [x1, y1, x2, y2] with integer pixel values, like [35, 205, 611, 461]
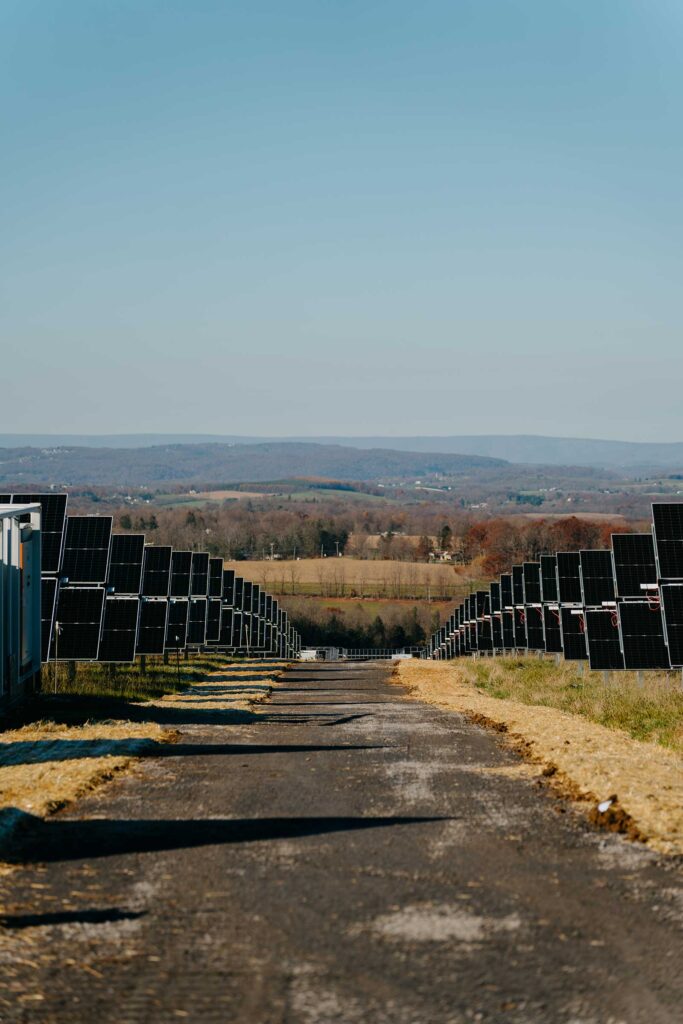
[396, 658, 683, 855]
[224, 556, 488, 599]
[154, 489, 274, 507]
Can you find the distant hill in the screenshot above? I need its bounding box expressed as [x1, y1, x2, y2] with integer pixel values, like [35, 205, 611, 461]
[0, 442, 505, 489]
[2, 433, 683, 469]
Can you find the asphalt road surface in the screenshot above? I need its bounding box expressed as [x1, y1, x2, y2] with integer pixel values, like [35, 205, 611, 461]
[2, 662, 682, 1023]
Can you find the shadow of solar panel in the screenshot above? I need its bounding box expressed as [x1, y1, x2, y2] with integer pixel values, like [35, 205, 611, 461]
[11, 493, 68, 574]
[617, 600, 670, 670]
[523, 563, 541, 604]
[170, 551, 192, 598]
[41, 577, 57, 661]
[652, 503, 683, 580]
[612, 534, 658, 598]
[585, 609, 624, 670]
[208, 557, 223, 598]
[512, 565, 524, 605]
[136, 599, 168, 655]
[190, 553, 209, 597]
[660, 584, 683, 667]
[502, 610, 515, 649]
[165, 599, 189, 649]
[580, 550, 616, 607]
[141, 546, 171, 598]
[205, 598, 221, 643]
[560, 608, 588, 660]
[557, 553, 582, 604]
[98, 597, 139, 663]
[53, 587, 105, 661]
[107, 534, 145, 595]
[543, 606, 563, 653]
[61, 517, 112, 584]
[500, 573, 513, 609]
[514, 607, 527, 647]
[187, 598, 207, 645]
[525, 605, 545, 649]
[540, 555, 558, 603]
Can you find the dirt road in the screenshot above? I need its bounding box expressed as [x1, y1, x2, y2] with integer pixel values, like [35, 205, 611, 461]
[1, 662, 682, 1023]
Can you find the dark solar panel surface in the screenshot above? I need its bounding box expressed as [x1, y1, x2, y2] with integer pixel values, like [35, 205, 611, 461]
[222, 569, 235, 603]
[190, 553, 210, 597]
[618, 600, 669, 670]
[523, 563, 542, 604]
[187, 598, 207, 645]
[205, 599, 221, 642]
[220, 607, 235, 646]
[98, 597, 139, 663]
[490, 581, 501, 614]
[233, 576, 244, 607]
[476, 618, 493, 652]
[557, 553, 582, 604]
[136, 600, 168, 655]
[209, 558, 224, 598]
[61, 517, 112, 584]
[53, 586, 105, 660]
[475, 590, 489, 617]
[142, 546, 172, 597]
[525, 605, 545, 650]
[585, 609, 624, 670]
[514, 607, 527, 647]
[166, 599, 189, 648]
[500, 574, 513, 608]
[560, 608, 588, 660]
[512, 565, 524, 604]
[492, 614, 503, 648]
[502, 610, 515, 649]
[170, 551, 192, 598]
[660, 584, 683, 666]
[41, 577, 57, 661]
[11, 493, 68, 573]
[612, 534, 658, 598]
[653, 503, 683, 579]
[107, 534, 145, 594]
[580, 550, 616, 606]
[540, 555, 558, 603]
[543, 606, 563, 653]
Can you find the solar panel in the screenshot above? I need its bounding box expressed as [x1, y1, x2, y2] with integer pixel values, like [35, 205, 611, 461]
[580, 550, 616, 607]
[543, 606, 563, 653]
[136, 599, 168, 655]
[500, 573, 513, 609]
[477, 617, 493, 652]
[525, 605, 545, 650]
[190, 553, 210, 597]
[165, 599, 189, 649]
[219, 606, 235, 646]
[208, 558, 224, 598]
[512, 565, 524, 605]
[502, 610, 515, 649]
[523, 563, 542, 604]
[491, 613, 503, 649]
[233, 575, 243, 608]
[187, 598, 208, 645]
[205, 598, 221, 643]
[490, 581, 501, 614]
[660, 584, 683, 667]
[41, 576, 57, 661]
[617, 600, 670, 670]
[98, 597, 139, 663]
[585, 609, 624, 670]
[52, 586, 105, 661]
[475, 590, 489, 617]
[169, 551, 192, 598]
[11, 493, 68, 574]
[556, 552, 583, 604]
[60, 516, 112, 584]
[560, 608, 588, 661]
[514, 607, 527, 647]
[612, 533, 658, 599]
[652, 503, 683, 580]
[540, 555, 558, 603]
[107, 534, 145, 594]
[222, 569, 235, 604]
[141, 546, 172, 597]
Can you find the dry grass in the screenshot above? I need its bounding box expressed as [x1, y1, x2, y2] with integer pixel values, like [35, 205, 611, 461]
[395, 659, 683, 855]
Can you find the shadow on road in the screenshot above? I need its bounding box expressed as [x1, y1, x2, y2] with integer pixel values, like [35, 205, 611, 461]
[0, 908, 146, 930]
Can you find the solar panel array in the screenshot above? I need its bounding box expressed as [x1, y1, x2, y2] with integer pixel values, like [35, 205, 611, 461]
[426, 502, 683, 672]
[13, 493, 301, 665]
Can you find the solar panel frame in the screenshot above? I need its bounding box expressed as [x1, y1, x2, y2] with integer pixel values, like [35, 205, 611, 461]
[585, 608, 624, 670]
[169, 551, 192, 598]
[612, 533, 659, 599]
[165, 598, 189, 649]
[490, 581, 501, 614]
[107, 534, 145, 595]
[190, 552, 210, 597]
[502, 610, 515, 649]
[500, 573, 513, 609]
[557, 552, 583, 605]
[60, 516, 112, 585]
[540, 555, 558, 603]
[11, 493, 68, 574]
[52, 586, 105, 661]
[617, 599, 670, 670]
[560, 608, 588, 661]
[205, 598, 221, 643]
[543, 605, 563, 653]
[98, 596, 140, 663]
[580, 550, 616, 607]
[512, 565, 524, 605]
[524, 604, 545, 650]
[187, 597, 208, 645]
[522, 563, 542, 604]
[136, 599, 168, 655]
[208, 558, 223, 598]
[513, 607, 527, 648]
[141, 546, 172, 598]
[652, 503, 683, 580]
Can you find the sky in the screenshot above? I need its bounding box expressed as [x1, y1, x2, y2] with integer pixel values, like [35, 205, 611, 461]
[3, 1, 683, 441]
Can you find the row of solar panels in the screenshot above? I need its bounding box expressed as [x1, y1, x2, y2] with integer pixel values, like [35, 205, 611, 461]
[0, 493, 301, 663]
[425, 504, 683, 671]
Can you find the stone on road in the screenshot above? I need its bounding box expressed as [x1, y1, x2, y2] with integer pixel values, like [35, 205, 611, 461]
[1, 662, 681, 1023]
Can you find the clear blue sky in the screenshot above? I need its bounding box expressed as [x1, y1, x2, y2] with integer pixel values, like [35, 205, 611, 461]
[3, 1, 682, 440]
